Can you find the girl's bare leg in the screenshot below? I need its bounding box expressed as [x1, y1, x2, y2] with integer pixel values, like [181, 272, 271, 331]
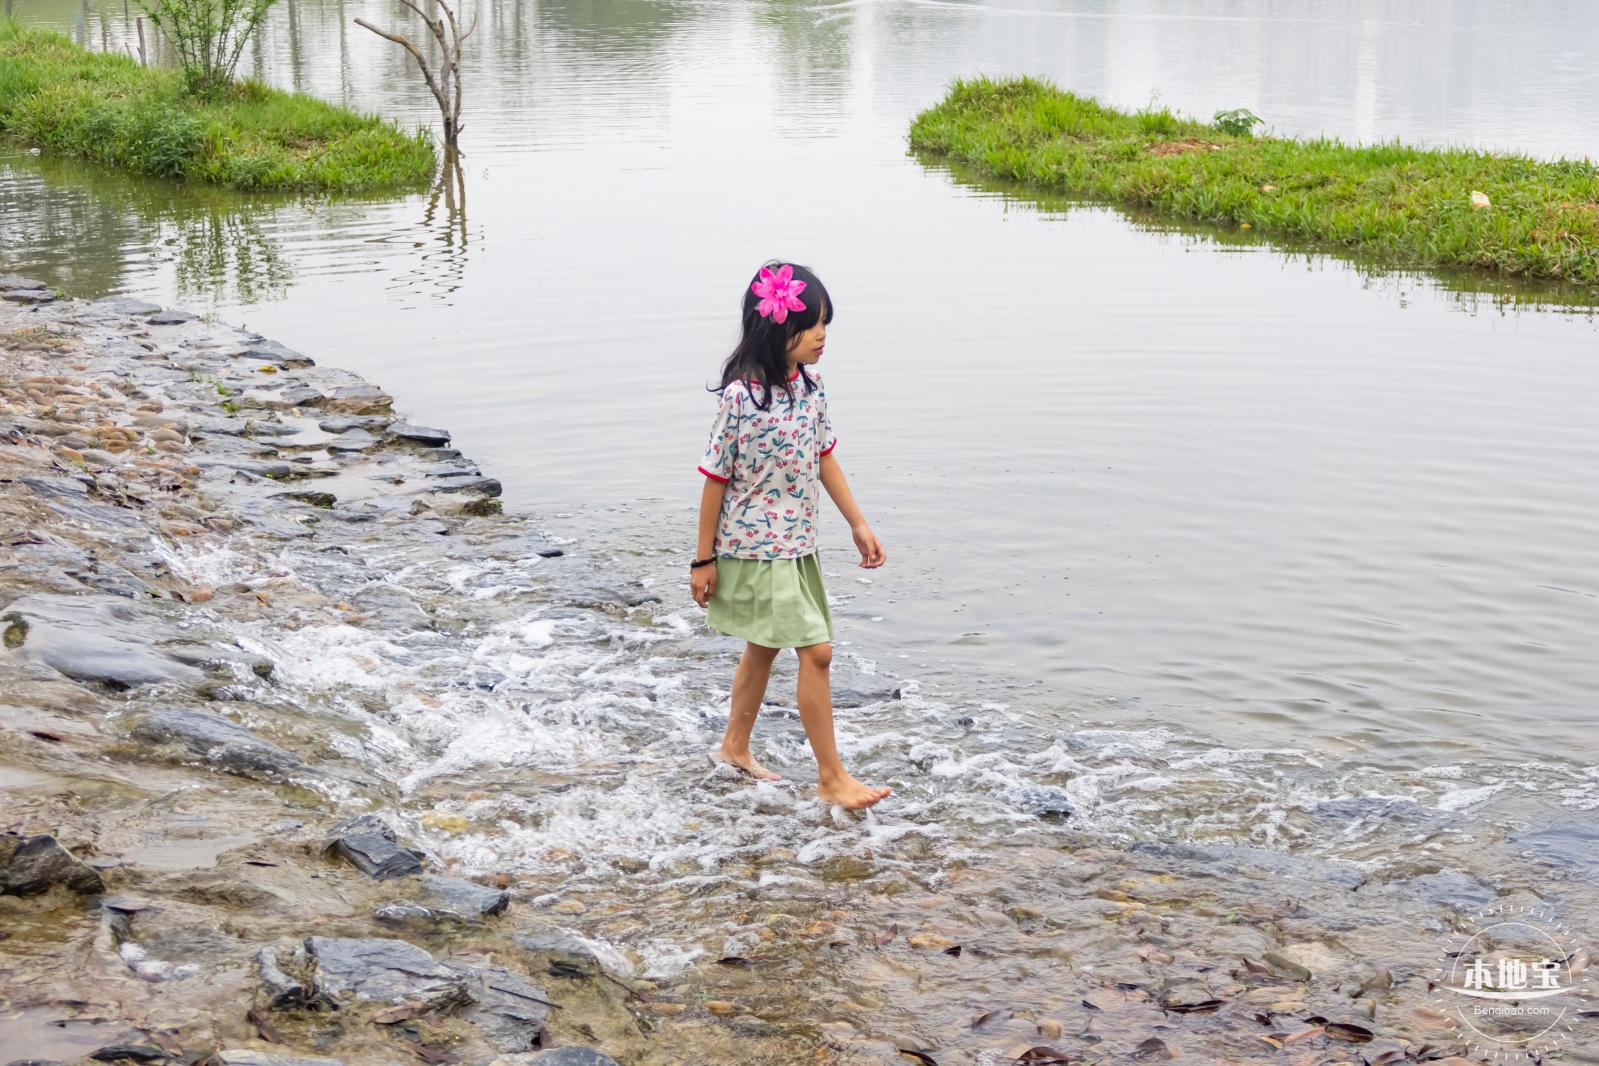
[795, 642, 891, 810]
[714, 641, 783, 780]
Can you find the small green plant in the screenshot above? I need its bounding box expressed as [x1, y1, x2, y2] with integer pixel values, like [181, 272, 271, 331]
[137, 0, 282, 96]
[221, 400, 239, 413]
[1212, 107, 1263, 137]
[215, 382, 234, 396]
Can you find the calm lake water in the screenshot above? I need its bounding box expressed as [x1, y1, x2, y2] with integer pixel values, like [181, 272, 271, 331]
[6, 0, 1598, 850]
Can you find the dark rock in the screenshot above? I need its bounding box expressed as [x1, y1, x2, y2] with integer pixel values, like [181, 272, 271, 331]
[92, 296, 162, 315]
[1, 593, 205, 688]
[0, 833, 105, 895]
[458, 963, 551, 1052]
[389, 422, 451, 446]
[560, 579, 660, 609]
[272, 489, 337, 508]
[1007, 784, 1074, 822]
[326, 429, 378, 453]
[255, 946, 308, 1009]
[88, 1045, 171, 1062]
[1515, 823, 1599, 881]
[422, 447, 464, 461]
[1392, 870, 1498, 909]
[304, 935, 469, 1008]
[461, 498, 504, 517]
[512, 929, 606, 980]
[146, 310, 196, 325]
[130, 708, 306, 778]
[0, 273, 49, 291]
[2, 288, 54, 304]
[538, 549, 565, 558]
[20, 474, 90, 498]
[504, 1049, 622, 1066]
[421, 874, 511, 920]
[422, 461, 483, 478]
[236, 339, 315, 369]
[433, 475, 503, 497]
[323, 814, 425, 880]
[318, 415, 390, 434]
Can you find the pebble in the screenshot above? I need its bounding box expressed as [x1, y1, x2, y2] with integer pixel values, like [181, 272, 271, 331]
[704, 1000, 736, 1014]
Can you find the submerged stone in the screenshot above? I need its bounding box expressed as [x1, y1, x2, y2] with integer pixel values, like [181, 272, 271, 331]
[512, 929, 607, 980]
[2, 288, 54, 304]
[0, 273, 49, 291]
[305, 935, 469, 1008]
[147, 310, 196, 325]
[458, 962, 552, 1052]
[1392, 870, 1498, 909]
[497, 1049, 622, 1066]
[1, 593, 206, 688]
[0, 832, 106, 895]
[214, 1051, 348, 1066]
[92, 296, 163, 315]
[130, 707, 306, 778]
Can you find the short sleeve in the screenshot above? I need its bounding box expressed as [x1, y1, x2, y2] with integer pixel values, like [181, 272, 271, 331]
[697, 384, 743, 483]
[816, 376, 837, 457]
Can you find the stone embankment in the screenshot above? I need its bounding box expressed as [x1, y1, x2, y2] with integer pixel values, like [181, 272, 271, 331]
[0, 274, 650, 1065]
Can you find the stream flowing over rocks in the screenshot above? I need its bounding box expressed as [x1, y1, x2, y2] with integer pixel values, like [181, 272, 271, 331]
[1, 279, 1593, 1065]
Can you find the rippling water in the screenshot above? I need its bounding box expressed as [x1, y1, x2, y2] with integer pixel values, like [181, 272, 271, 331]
[4, 0, 1598, 1013]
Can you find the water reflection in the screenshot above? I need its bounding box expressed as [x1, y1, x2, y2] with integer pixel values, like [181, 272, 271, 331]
[388, 147, 468, 301]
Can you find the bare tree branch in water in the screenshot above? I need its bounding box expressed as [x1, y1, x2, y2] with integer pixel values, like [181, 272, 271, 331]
[355, 0, 477, 149]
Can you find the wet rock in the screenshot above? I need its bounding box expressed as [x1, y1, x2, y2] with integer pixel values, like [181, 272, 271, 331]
[325, 385, 392, 414]
[194, 457, 294, 479]
[0, 273, 49, 290]
[272, 489, 337, 508]
[421, 874, 511, 919]
[146, 310, 196, 326]
[1, 593, 205, 688]
[1126, 840, 1366, 889]
[325, 429, 378, 453]
[560, 578, 661, 609]
[433, 474, 503, 497]
[130, 707, 307, 778]
[255, 946, 307, 1008]
[1310, 797, 1435, 824]
[2, 288, 54, 304]
[323, 814, 425, 880]
[458, 963, 552, 1052]
[92, 296, 163, 316]
[247, 384, 324, 410]
[1007, 784, 1075, 822]
[87, 1045, 172, 1062]
[213, 1051, 348, 1065]
[0, 832, 106, 895]
[318, 414, 390, 434]
[1392, 870, 1498, 909]
[422, 460, 483, 478]
[20, 473, 90, 497]
[48, 496, 144, 529]
[348, 585, 430, 630]
[236, 339, 315, 369]
[389, 422, 451, 446]
[305, 935, 470, 1008]
[1514, 822, 1599, 880]
[512, 929, 609, 980]
[494, 1050, 621, 1066]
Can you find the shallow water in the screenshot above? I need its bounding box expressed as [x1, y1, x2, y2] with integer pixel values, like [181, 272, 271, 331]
[3, 1, 1599, 1057]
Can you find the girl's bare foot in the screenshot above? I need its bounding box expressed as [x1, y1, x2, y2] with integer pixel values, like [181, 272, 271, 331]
[711, 747, 783, 781]
[818, 774, 892, 810]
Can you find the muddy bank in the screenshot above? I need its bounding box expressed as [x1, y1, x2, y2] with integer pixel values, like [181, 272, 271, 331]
[1, 275, 1591, 1066]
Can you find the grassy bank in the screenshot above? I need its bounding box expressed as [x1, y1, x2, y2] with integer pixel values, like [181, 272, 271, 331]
[909, 77, 1599, 287]
[0, 20, 434, 192]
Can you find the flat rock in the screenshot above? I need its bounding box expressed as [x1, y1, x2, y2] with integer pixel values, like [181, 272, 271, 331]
[244, 384, 324, 410]
[2, 288, 54, 304]
[325, 429, 378, 453]
[433, 474, 503, 497]
[20, 474, 90, 498]
[1393, 870, 1498, 909]
[458, 962, 551, 1052]
[236, 338, 315, 368]
[0, 273, 49, 291]
[389, 422, 451, 446]
[0, 832, 106, 895]
[512, 929, 608, 980]
[92, 296, 162, 315]
[323, 814, 425, 880]
[305, 935, 469, 1008]
[421, 873, 511, 919]
[493, 1049, 622, 1066]
[194, 458, 295, 479]
[214, 1051, 348, 1065]
[130, 707, 306, 778]
[318, 414, 391, 434]
[1, 593, 206, 688]
[147, 310, 196, 325]
[324, 385, 392, 414]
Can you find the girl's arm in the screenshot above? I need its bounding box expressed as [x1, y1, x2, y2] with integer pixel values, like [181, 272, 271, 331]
[819, 452, 886, 567]
[697, 476, 727, 560]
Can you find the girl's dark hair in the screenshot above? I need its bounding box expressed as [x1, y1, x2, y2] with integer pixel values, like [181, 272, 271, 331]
[710, 260, 833, 411]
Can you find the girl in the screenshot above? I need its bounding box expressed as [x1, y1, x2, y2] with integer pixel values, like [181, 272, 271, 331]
[690, 261, 892, 812]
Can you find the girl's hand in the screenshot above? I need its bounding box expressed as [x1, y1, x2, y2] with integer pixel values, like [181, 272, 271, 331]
[851, 523, 886, 568]
[691, 561, 717, 607]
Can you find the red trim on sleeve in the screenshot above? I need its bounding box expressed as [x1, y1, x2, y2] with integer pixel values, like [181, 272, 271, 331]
[698, 465, 730, 483]
[819, 437, 837, 456]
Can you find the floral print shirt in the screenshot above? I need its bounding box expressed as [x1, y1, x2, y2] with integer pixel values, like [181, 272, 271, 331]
[698, 367, 837, 560]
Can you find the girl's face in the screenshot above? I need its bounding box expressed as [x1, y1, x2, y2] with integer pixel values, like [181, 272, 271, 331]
[785, 301, 828, 367]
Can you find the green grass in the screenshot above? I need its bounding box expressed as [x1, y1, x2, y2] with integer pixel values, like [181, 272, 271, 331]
[0, 19, 435, 192]
[909, 76, 1599, 288]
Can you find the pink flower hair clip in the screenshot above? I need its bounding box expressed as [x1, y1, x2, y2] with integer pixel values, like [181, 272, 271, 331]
[751, 263, 807, 324]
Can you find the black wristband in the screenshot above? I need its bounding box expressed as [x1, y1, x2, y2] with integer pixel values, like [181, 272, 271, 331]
[690, 557, 717, 569]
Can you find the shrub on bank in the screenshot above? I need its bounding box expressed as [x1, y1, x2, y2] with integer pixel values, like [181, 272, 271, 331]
[0, 20, 435, 192]
[909, 76, 1599, 288]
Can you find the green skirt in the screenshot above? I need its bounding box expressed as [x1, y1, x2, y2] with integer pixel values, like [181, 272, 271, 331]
[706, 550, 835, 649]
